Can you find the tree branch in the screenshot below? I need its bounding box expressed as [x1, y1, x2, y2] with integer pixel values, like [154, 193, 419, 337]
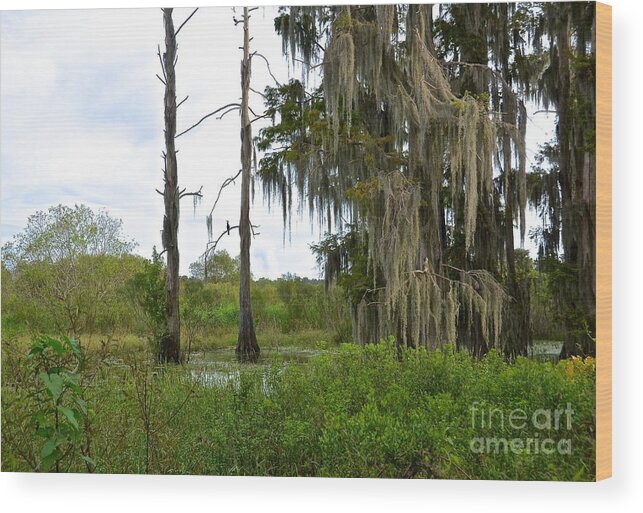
[202, 220, 259, 262]
[208, 168, 243, 217]
[176, 95, 189, 109]
[157, 45, 166, 80]
[251, 51, 282, 86]
[249, 86, 266, 99]
[176, 103, 241, 138]
[442, 60, 514, 97]
[217, 106, 240, 119]
[292, 57, 323, 69]
[250, 113, 272, 124]
[203, 225, 240, 260]
[174, 7, 199, 37]
[179, 185, 203, 199]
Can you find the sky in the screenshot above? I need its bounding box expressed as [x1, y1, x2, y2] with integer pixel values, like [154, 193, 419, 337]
[0, 5, 554, 278]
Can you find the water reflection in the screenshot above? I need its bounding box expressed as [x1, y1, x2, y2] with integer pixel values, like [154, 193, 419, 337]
[188, 346, 324, 389]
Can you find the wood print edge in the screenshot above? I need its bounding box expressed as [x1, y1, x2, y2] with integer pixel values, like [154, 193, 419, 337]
[595, 0, 612, 482]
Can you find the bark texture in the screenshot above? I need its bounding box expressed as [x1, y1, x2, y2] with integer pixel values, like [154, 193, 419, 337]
[235, 7, 260, 363]
[160, 8, 180, 363]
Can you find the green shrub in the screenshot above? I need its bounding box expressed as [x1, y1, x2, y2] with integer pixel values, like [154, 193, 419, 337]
[2, 340, 595, 479]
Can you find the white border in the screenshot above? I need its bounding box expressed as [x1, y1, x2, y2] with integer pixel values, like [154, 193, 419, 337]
[1, 1, 641, 511]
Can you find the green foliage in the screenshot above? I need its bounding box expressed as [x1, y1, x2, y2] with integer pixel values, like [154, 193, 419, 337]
[1, 205, 140, 338]
[2, 204, 136, 266]
[127, 249, 166, 353]
[2, 341, 596, 479]
[188, 250, 240, 283]
[21, 336, 92, 472]
[537, 258, 595, 349]
[310, 227, 372, 306]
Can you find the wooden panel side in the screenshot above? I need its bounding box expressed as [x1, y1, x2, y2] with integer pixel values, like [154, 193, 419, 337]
[595, 1, 612, 482]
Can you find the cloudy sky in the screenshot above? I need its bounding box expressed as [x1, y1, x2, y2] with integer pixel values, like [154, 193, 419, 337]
[0, 5, 553, 278]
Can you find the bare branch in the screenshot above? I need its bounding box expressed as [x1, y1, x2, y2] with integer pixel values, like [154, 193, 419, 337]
[176, 103, 241, 138]
[176, 95, 189, 109]
[250, 113, 271, 124]
[157, 45, 166, 80]
[155, 188, 164, 196]
[532, 110, 556, 116]
[174, 7, 199, 37]
[179, 185, 203, 199]
[293, 57, 323, 69]
[217, 106, 240, 119]
[209, 168, 242, 217]
[249, 86, 267, 99]
[203, 225, 240, 259]
[156, 74, 167, 86]
[201, 221, 260, 263]
[251, 51, 282, 86]
[247, 105, 262, 118]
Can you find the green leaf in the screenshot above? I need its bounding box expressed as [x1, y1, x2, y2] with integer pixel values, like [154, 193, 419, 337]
[43, 336, 66, 356]
[40, 452, 58, 472]
[40, 435, 63, 460]
[57, 406, 80, 431]
[63, 337, 82, 358]
[80, 455, 96, 468]
[62, 370, 80, 389]
[74, 397, 88, 416]
[39, 372, 64, 402]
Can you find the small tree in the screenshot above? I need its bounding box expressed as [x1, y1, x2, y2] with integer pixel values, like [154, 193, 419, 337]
[188, 250, 240, 283]
[127, 249, 166, 356]
[2, 204, 137, 339]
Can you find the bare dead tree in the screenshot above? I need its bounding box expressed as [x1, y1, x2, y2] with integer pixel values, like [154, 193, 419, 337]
[174, 7, 267, 362]
[236, 7, 260, 363]
[158, 8, 202, 363]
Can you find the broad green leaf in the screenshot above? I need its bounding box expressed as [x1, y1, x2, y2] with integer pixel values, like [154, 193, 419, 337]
[64, 337, 82, 358]
[39, 372, 64, 402]
[40, 452, 58, 472]
[43, 336, 66, 356]
[40, 435, 63, 460]
[62, 370, 80, 387]
[57, 406, 80, 431]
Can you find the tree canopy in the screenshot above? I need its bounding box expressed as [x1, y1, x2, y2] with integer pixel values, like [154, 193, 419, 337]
[257, 3, 597, 357]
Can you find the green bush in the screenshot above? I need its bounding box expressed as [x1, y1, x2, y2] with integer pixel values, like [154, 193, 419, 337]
[2, 341, 596, 479]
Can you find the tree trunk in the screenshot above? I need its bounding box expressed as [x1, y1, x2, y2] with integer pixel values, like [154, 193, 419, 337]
[235, 7, 260, 363]
[160, 8, 180, 363]
[556, 7, 596, 358]
[502, 131, 531, 359]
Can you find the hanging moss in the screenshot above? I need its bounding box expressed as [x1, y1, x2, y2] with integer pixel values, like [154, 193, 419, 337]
[259, 5, 547, 354]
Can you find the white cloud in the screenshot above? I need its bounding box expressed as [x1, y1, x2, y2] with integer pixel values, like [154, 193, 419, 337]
[0, 6, 553, 278]
[1, 6, 321, 278]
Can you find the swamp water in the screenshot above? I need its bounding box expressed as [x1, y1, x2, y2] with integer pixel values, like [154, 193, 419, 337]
[187, 346, 326, 389]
